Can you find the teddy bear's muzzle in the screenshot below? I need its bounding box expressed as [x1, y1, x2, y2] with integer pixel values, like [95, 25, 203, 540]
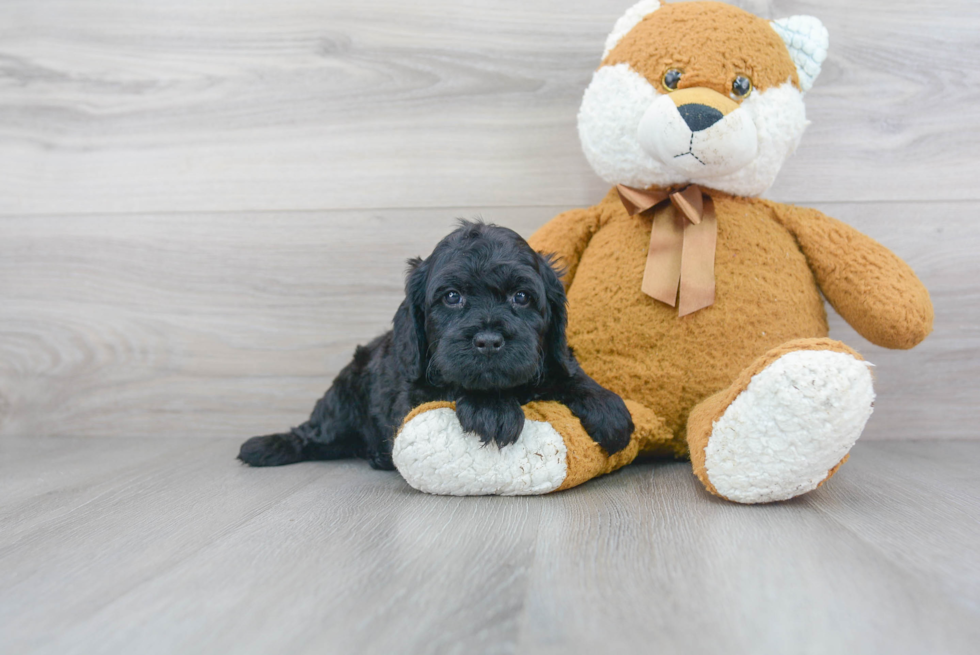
[637, 87, 758, 178]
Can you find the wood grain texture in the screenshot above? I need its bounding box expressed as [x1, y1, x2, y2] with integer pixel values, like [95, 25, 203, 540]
[0, 207, 550, 439]
[2, 201, 976, 441]
[0, 437, 977, 654]
[0, 0, 976, 441]
[0, 0, 978, 215]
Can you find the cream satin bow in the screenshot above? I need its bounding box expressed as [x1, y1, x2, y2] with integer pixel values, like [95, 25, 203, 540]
[616, 184, 718, 317]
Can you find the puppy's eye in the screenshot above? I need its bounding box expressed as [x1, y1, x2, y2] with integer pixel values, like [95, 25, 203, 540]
[443, 290, 463, 306]
[662, 68, 682, 91]
[731, 75, 753, 99]
[512, 291, 531, 307]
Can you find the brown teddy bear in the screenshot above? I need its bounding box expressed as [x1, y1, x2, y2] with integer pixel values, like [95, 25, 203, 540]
[392, 0, 933, 503]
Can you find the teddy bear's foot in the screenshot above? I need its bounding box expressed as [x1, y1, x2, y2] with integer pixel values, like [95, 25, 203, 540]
[393, 402, 567, 495]
[688, 338, 875, 504]
[393, 400, 653, 495]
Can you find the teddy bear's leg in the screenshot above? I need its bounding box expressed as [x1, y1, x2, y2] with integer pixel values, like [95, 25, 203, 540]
[686, 338, 875, 504]
[392, 399, 671, 495]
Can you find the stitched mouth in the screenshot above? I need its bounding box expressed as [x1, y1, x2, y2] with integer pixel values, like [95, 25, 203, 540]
[673, 134, 706, 166]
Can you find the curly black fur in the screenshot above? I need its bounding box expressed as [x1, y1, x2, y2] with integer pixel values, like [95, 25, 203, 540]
[238, 220, 634, 470]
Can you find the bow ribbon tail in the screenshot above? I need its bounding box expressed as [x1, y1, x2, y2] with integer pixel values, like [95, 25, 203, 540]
[677, 196, 717, 316]
[641, 203, 685, 306]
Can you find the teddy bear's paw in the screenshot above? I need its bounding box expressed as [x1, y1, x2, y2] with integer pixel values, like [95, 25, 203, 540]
[704, 349, 875, 504]
[392, 406, 568, 496]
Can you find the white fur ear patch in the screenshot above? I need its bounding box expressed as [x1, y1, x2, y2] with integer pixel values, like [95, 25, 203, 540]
[770, 16, 829, 92]
[602, 0, 661, 61]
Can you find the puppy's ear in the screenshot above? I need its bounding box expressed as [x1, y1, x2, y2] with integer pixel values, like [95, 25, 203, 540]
[393, 257, 429, 380]
[539, 253, 576, 378]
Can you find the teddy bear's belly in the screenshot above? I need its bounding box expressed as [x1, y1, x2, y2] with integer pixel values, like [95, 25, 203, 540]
[565, 207, 828, 440]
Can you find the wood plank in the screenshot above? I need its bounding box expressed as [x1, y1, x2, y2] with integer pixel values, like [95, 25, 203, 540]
[808, 441, 980, 609]
[1, 201, 974, 441]
[513, 442, 980, 655]
[46, 488, 540, 655]
[0, 437, 539, 655]
[0, 438, 336, 653]
[0, 435, 194, 523]
[0, 0, 977, 215]
[0, 438, 977, 654]
[0, 206, 552, 440]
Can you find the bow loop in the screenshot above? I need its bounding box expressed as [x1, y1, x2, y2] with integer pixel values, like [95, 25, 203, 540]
[671, 185, 704, 225]
[615, 185, 670, 216]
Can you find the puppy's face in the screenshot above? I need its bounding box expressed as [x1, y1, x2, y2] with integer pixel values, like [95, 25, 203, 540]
[394, 222, 570, 391]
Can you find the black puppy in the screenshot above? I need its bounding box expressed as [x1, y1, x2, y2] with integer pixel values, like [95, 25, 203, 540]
[239, 221, 633, 470]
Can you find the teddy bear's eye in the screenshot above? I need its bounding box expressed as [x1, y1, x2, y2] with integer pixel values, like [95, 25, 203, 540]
[662, 69, 683, 91]
[731, 75, 753, 99]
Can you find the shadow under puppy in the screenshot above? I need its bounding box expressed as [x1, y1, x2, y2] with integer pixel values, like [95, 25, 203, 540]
[239, 221, 633, 470]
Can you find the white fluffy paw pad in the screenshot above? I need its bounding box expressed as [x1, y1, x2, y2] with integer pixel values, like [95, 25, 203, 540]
[704, 349, 875, 504]
[392, 408, 568, 496]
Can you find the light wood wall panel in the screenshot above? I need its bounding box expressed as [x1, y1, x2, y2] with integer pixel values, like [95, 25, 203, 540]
[0, 0, 977, 215]
[1, 202, 974, 440]
[1, 0, 977, 440]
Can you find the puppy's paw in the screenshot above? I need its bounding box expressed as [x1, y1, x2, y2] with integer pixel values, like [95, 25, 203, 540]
[454, 393, 525, 448]
[238, 433, 304, 467]
[572, 391, 635, 455]
[367, 448, 396, 471]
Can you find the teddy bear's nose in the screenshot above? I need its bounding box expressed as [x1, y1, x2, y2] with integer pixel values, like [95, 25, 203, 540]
[677, 103, 725, 132]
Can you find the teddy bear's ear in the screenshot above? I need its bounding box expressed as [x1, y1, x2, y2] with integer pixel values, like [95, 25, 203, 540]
[770, 16, 829, 93]
[601, 0, 661, 61]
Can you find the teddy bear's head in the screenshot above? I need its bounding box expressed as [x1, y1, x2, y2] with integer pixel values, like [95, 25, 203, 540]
[578, 0, 827, 197]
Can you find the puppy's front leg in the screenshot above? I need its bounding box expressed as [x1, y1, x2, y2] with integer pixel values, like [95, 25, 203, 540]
[455, 392, 525, 448]
[557, 370, 634, 455]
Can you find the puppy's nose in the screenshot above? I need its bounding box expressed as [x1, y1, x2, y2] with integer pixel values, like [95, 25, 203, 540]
[473, 331, 504, 354]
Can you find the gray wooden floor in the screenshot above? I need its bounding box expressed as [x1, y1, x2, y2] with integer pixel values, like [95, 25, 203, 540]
[1, 438, 978, 655]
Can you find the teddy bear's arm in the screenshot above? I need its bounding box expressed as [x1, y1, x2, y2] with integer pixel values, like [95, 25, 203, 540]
[527, 206, 602, 290]
[770, 202, 933, 349]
